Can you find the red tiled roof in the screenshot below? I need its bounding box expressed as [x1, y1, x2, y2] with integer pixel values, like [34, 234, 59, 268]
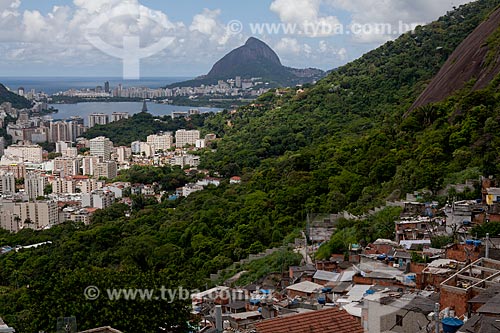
[255, 308, 363, 333]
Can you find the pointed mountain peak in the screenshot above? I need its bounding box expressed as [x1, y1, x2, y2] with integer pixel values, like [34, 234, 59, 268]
[245, 37, 267, 47]
[168, 37, 325, 88]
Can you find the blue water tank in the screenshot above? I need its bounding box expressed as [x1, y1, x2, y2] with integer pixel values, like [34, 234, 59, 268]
[442, 317, 464, 333]
[322, 287, 332, 293]
[474, 240, 482, 247]
[465, 240, 474, 245]
[318, 297, 326, 305]
[377, 254, 387, 260]
[249, 299, 260, 305]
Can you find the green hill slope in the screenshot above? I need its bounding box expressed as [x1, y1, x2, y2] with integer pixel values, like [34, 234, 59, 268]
[0, 83, 32, 109]
[0, 1, 500, 332]
[202, 0, 500, 212]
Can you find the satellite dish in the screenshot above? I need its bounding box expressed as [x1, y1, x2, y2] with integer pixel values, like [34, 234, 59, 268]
[56, 317, 77, 333]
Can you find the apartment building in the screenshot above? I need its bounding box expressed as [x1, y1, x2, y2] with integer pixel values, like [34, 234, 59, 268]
[147, 133, 173, 151]
[175, 129, 200, 147]
[89, 136, 113, 160]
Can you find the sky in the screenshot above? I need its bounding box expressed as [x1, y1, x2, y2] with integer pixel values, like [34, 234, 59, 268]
[0, 0, 475, 78]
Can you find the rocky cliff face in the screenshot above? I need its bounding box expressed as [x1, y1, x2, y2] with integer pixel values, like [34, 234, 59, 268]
[206, 37, 283, 78]
[410, 6, 500, 111]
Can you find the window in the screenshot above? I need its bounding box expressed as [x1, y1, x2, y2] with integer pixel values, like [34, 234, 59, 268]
[396, 314, 404, 327]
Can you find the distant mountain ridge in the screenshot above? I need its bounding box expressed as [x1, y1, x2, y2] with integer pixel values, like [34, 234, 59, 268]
[0, 83, 32, 109]
[169, 37, 325, 88]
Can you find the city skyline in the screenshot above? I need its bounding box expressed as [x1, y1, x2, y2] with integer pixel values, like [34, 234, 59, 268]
[0, 0, 473, 77]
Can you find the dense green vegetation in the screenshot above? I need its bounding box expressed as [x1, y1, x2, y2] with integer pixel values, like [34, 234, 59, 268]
[316, 207, 403, 259]
[202, 0, 500, 213]
[83, 112, 207, 146]
[472, 221, 500, 238]
[1, 1, 500, 332]
[113, 165, 199, 192]
[0, 83, 32, 109]
[214, 249, 302, 287]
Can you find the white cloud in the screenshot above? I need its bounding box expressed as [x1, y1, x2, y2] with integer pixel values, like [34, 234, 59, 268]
[0, 0, 477, 75]
[275, 37, 302, 54]
[270, 0, 341, 37]
[0, 0, 243, 75]
[327, 0, 473, 43]
[0, 0, 20, 12]
[270, 0, 320, 23]
[190, 8, 220, 35]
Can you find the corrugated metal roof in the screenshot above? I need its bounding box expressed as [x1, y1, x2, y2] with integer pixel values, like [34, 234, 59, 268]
[478, 293, 500, 315]
[339, 270, 356, 282]
[286, 281, 323, 294]
[332, 281, 352, 293]
[313, 270, 340, 282]
[346, 284, 373, 302]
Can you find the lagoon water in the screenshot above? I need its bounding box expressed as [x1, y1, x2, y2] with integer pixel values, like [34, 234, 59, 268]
[48, 102, 221, 126]
[0, 77, 221, 125]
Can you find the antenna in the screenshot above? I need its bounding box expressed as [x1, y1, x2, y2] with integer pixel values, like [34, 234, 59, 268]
[56, 317, 77, 333]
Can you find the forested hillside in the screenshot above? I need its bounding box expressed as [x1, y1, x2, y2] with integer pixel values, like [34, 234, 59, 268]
[83, 112, 206, 146]
[1, 1, 500, 332]
[0, 83, 31, 109]
[202, 0, 500, 213]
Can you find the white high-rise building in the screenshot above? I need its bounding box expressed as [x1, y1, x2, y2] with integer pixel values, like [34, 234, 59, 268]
[0, 200, 59, 232]
[24, 172, 46, 200]
[175, 129, 200, 148]
[53, 157, 80, 177]
[131, 141, 142, 154]
[81, 190, 115, 209]
[0, 137, 5, 156]
[95, 161, 117, 179]
[89, 136, 113, 160]
[111, 112, 129, 122]
[0, 172, 15, 195]
[3, 144, 43, 163]
[52, 178, 77, 194]
[147, 133, 173, 152]
[115, 146, 132, 163]
[50, 121, 70, 143]
[55, 141, 70, 153]
[81, 156, 100, 176]
[88, 113, 109, 128]
[64, 147, 78, 158]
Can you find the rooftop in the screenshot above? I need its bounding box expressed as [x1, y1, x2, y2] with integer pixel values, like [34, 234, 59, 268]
[441, 258, 500, 293]
[477, 293, 500, 315]
[313, 270, 340, 282]
[342, 284, 373, 302]
[255, 308, 363, 333]
[286, 281, 323, 294]
[458, 314, 500, 333]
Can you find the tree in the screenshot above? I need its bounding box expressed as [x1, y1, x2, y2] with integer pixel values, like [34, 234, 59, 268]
[44, 184, 53, 195]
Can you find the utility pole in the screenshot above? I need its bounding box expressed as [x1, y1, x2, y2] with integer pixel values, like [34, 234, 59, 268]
[305, 213, 309, 264]
[435, 303, 440, 333]
[485, 233, 490, 259]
